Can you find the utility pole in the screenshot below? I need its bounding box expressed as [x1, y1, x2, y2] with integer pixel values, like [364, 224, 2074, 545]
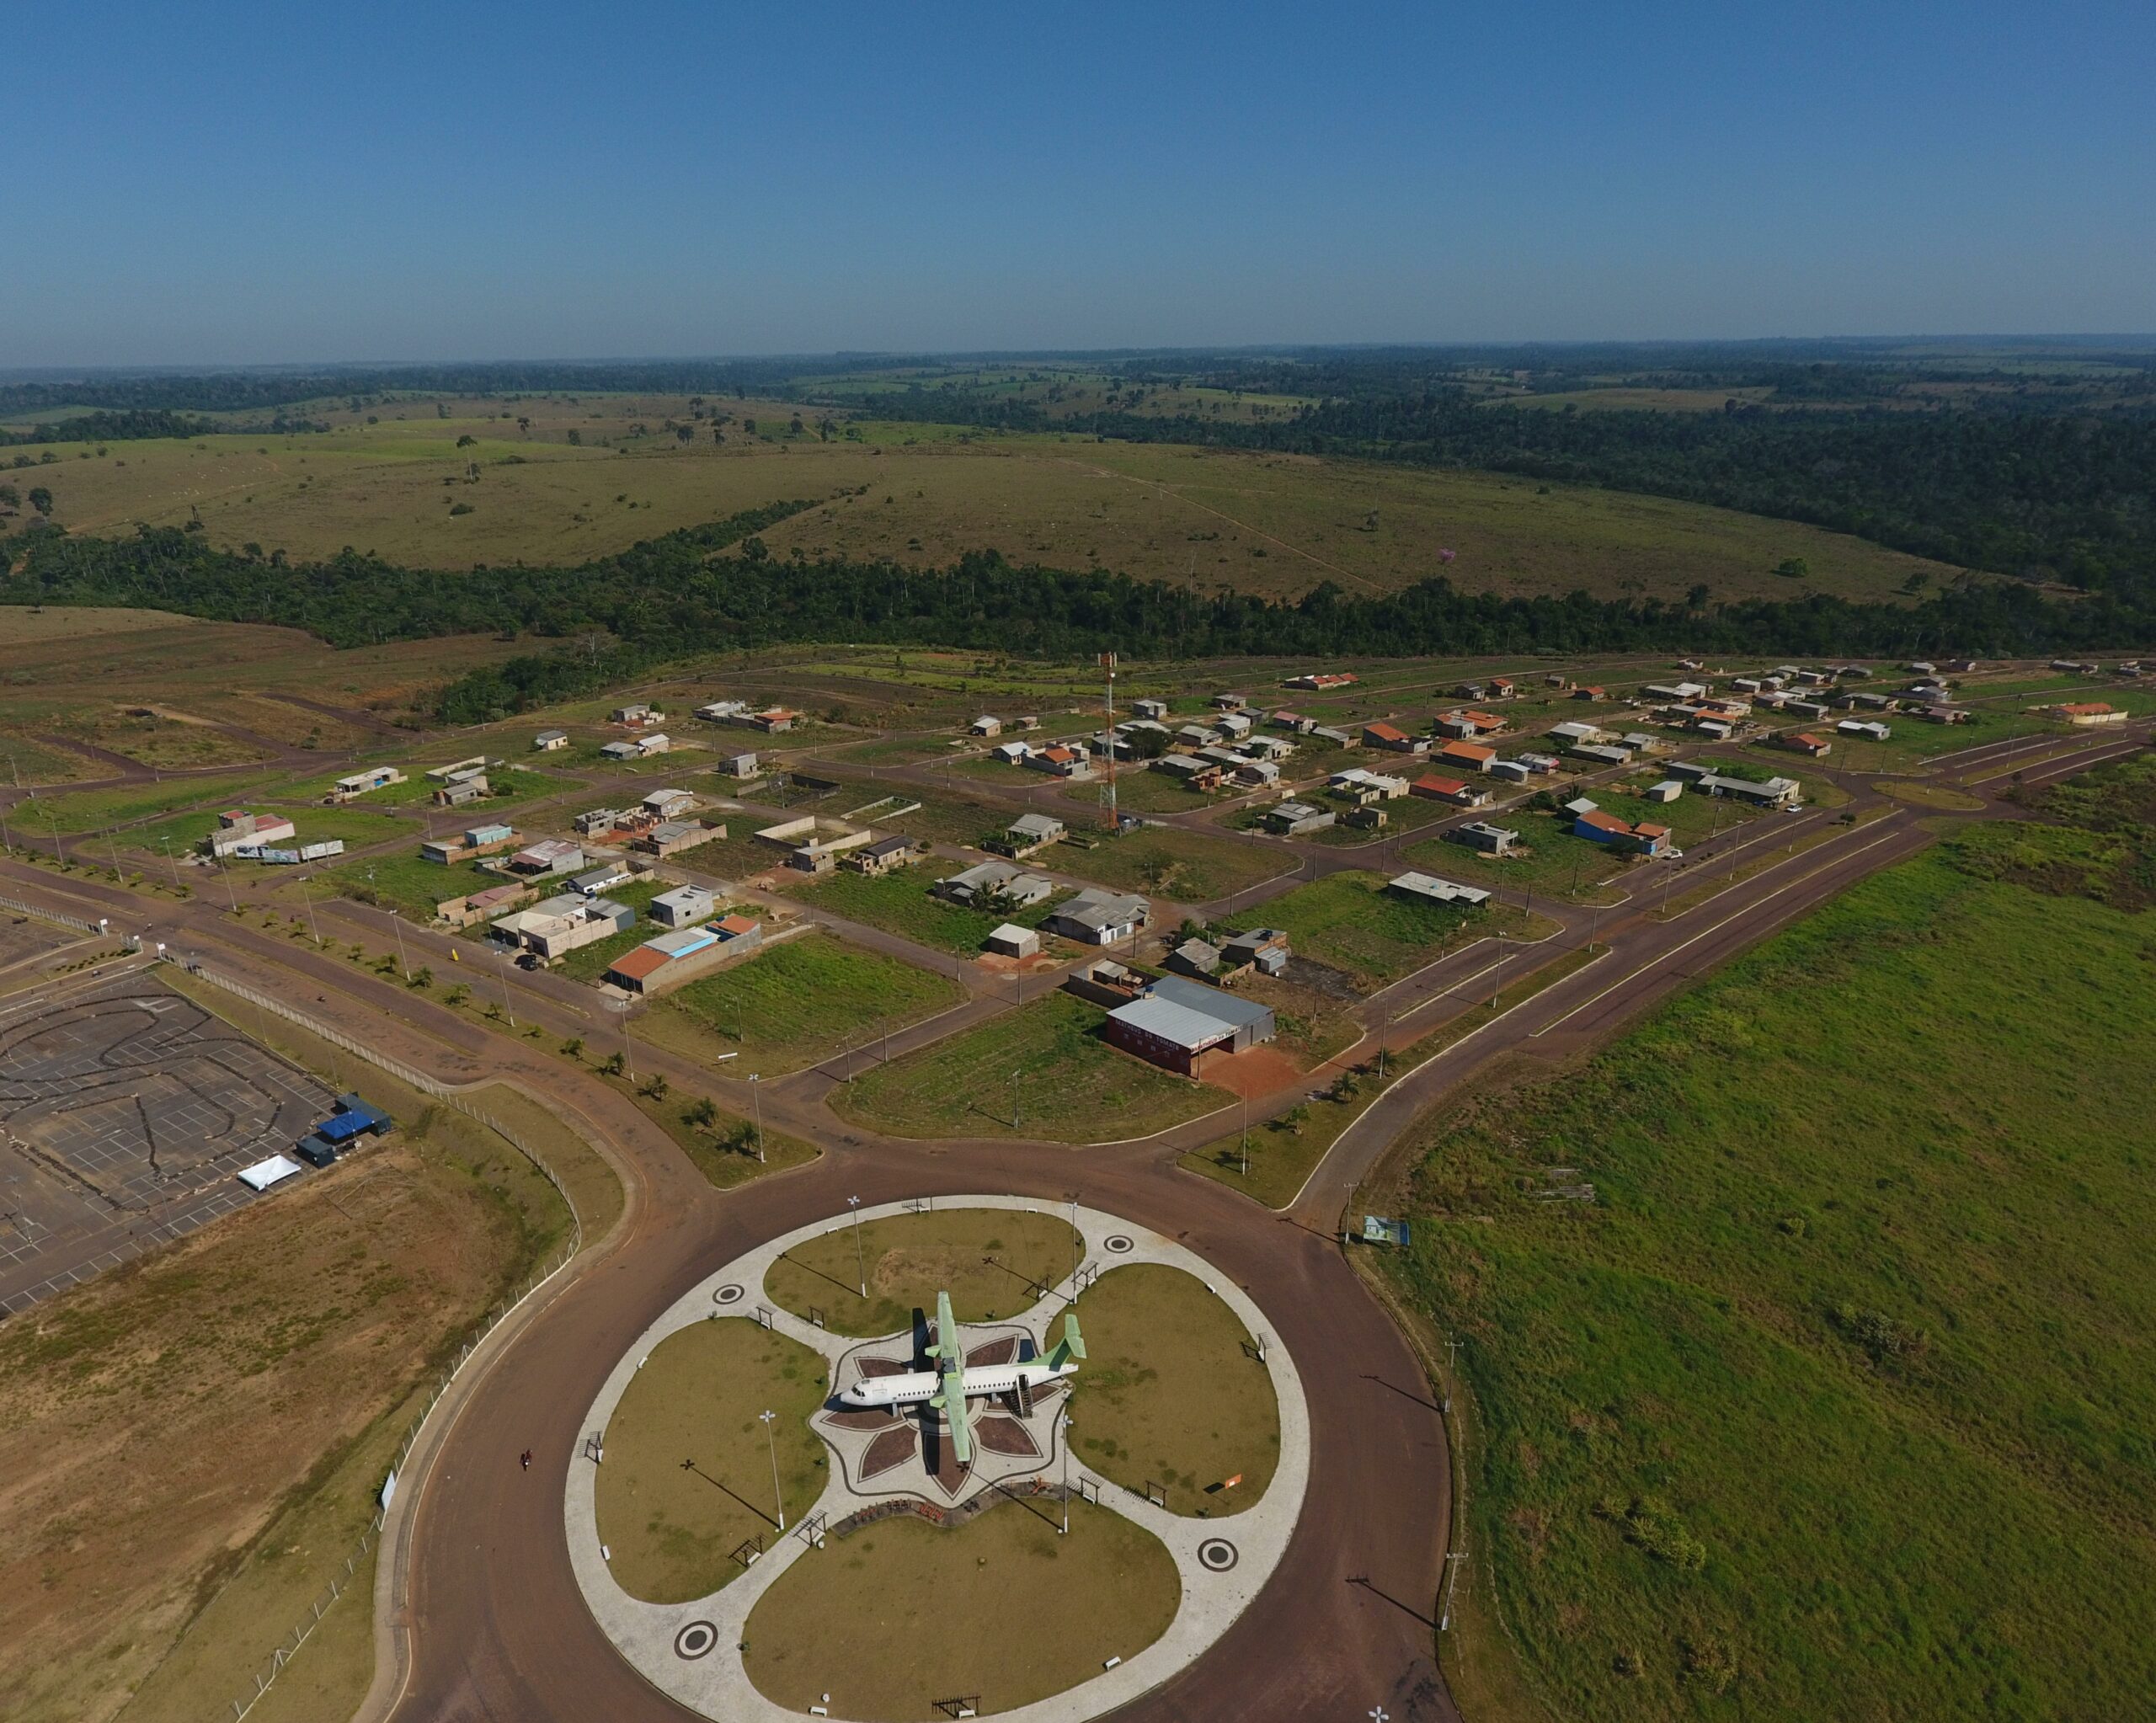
[297, 868, 323, 945]
[846, 1194, 866, 1296]
[1241, 1088, 1250, 1176]
[388, 906, 409, 980]
[750, 1072, 765, 1161]
[1376, 1009, 1390, 1080]
[758, 1409, 785, 1531]
[160, 835, 180, 889]
[494, 946, 515, 1028]
[1011, 1068, 1022, 1130]
[1097, 651, 1118, 832]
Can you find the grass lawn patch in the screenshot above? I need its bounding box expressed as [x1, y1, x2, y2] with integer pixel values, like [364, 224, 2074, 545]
[640, 931, 963, 1075]
[1064, 770, 1217, 814]
[833, 991, 1225, 1144]
[1065, 1262, 1280, 1514]
[1048, 823, 1283, 904]
[765, 1207, 1083, 1336]
[1377, 834, 2156, 1723]
[1872, 778, 1986, 810]
[744, 1496, 1178, 1720]
[323, 851, 505, 920]
[1398, 808, 1634, 904]
[1230, 869, 1494, 991]
[594, 1320, 830, 1603]
[787, 860, 1065, 956]
[24, 770, 289, 835]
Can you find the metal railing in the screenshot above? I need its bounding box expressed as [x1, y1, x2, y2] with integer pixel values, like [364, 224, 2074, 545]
[142, 958, 588, 1722]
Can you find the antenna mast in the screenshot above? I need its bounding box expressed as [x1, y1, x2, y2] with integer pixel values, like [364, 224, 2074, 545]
[1098, 651, 1118, 831]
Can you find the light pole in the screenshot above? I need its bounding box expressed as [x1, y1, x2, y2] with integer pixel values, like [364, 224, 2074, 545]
[1011, 1068, 1022, 1130]
[1059, 1407, 1074, 1534]
[297, 868, 323, 945]
[846, 1194, 866, 1296]
[494, 946, 516, 1028]
[387, 906, 410, 980]
[758, 1409, 785, 1531]
[750, 1072, 764, 1161]
[1440, 1550, 1469, 1631]
[1240, 1089, 1249, 1177]
[159, 835, 180, 890]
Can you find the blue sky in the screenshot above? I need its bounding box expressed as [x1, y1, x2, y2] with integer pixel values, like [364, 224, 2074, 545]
[10, 1, 2154, 365]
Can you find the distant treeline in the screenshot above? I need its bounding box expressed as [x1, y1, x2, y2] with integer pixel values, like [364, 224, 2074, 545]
[3, 507, 2148, 725]
[1, 408, 329, 446]
[842, 388, 2156, 595]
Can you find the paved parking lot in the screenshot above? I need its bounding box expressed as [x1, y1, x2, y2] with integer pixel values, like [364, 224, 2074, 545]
[0, 973, 334, 1315]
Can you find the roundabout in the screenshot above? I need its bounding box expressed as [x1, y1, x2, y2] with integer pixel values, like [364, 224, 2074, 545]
[568, 1196, 1310, 1722]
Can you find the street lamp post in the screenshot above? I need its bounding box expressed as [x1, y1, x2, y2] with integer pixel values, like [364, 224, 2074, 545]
[758, 1409, 785, 1531]
[1440, 1550, 1469, 1631]
[750, 1072, 764, 1161]
[160, 835, 181, 890]
[846, 1194, 866, 1296]
[1011, 1068, 1022, 1131]
[388, 907, 409, 980]
[297, 868, 323, 945]
[494, 946, 516, 1028]
[1059, 1407, 1074, 1534]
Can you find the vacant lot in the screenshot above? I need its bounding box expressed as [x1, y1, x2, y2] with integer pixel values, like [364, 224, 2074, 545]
[1380, 839, 2156, 1722]
[25, 769, 291, 835]
[594, 1320, 830, 1603]
[1230, 870, 1492, 990]
[834, 992, 1224, 1144]
[1066, 1262, 1281, 1514]
[744, 1496, 1178, 1720]
[787, 862, 1065, 956]
[1398, 808, 1637, 904]
[1049, 823, 1285, 904]
[766, 1207, 1083, 1336]
[133, 802, 414, 861]
[643, 930, 964, 1073]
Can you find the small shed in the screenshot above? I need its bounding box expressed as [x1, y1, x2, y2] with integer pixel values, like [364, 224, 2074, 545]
[985, 923, 1039, 959]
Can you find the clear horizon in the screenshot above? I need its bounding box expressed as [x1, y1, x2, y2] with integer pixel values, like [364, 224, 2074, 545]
[8, 1, 2153, 368]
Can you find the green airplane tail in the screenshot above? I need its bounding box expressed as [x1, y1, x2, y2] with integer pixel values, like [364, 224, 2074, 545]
[1043, 1312, 1086, 1370]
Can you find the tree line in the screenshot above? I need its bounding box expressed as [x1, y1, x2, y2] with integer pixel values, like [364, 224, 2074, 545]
[2, 507, 2147, 726]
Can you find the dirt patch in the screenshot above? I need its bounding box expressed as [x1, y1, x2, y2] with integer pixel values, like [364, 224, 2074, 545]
[1202, 1042, 1308, 1100]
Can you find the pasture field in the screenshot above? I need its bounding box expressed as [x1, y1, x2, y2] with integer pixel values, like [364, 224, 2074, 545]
[1065, 1262, 1281, 1514]
[1377, 835, 2156, 1723]
[765, 1207, 1083, 1336]
[744, 1497, 1178, 1721]
[3, 407, 1958, 604]
[593, 1320, 830, 1603]
[639, 930, 966, 1074]
[833, 992, 1225, 1144]
[0, 996, 579, 1723]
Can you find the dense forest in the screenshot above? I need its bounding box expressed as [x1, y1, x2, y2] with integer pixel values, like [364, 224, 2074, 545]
[0, 408, 330, 447]
[2, 505, 2147, 725]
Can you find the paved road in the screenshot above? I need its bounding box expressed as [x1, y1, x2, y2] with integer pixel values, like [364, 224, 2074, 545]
[0, 707, 2141, 1723]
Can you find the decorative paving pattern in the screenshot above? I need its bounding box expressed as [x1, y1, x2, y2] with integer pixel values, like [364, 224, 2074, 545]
[567, 1196, 1312, 1723]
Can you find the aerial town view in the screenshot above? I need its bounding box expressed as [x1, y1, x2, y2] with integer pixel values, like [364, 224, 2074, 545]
[3, 8, 2152, 1723]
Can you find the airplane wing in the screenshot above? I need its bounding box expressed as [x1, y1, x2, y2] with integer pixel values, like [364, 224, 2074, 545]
[927, 1289, 974, 1467]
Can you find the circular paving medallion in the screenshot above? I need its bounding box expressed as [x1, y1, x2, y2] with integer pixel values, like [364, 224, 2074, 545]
[1103, 1235, 1135, 1255]
[1198, 1537, 1239, 1572]
[712, 1283, 745, 1305]
[674, 1619, 718, 1660]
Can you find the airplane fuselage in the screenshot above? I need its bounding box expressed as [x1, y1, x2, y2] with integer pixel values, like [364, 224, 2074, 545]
[842, 1358, 1076, 1410]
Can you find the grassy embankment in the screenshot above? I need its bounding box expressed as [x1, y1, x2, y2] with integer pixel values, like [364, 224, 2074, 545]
[1373, 767, 2156, 1721]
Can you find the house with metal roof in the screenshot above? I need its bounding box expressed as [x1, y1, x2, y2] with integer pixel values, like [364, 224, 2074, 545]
[935, 861, 1055, 908]
[1386, 872, 1492, 906]
[1044, 888, 1149, 946]
[1105, 974, 1277, 1075]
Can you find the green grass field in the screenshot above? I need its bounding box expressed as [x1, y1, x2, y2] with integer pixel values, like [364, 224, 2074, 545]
[765, 1207, 1083, 1336]
[132, 802, 414, 859]
[743, 1496, 1178, 1720]
[1227, 869, 1492, 990]
[833, 991, 1225, 1144]
[592, 1320, 830, 1603]
[322, 851, 504, 920]
[1065, 1262, 1281, 1515]
[1397, 808, 1638, 904]
[1046, 824, 1285, 904]
[22, 770, 291, 834]
[786, 861, 1066, 956]
[641, 930, 965, 1074]
[1380, 834, 2156, 1721]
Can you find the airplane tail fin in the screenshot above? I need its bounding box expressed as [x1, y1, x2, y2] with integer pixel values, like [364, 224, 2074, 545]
[1044, 1312, 1086, 1370]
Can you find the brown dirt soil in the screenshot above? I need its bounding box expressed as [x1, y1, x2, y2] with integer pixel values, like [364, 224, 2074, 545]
[0, 1128, 547, 1723]
[1202, 1041, 1309, 1099]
